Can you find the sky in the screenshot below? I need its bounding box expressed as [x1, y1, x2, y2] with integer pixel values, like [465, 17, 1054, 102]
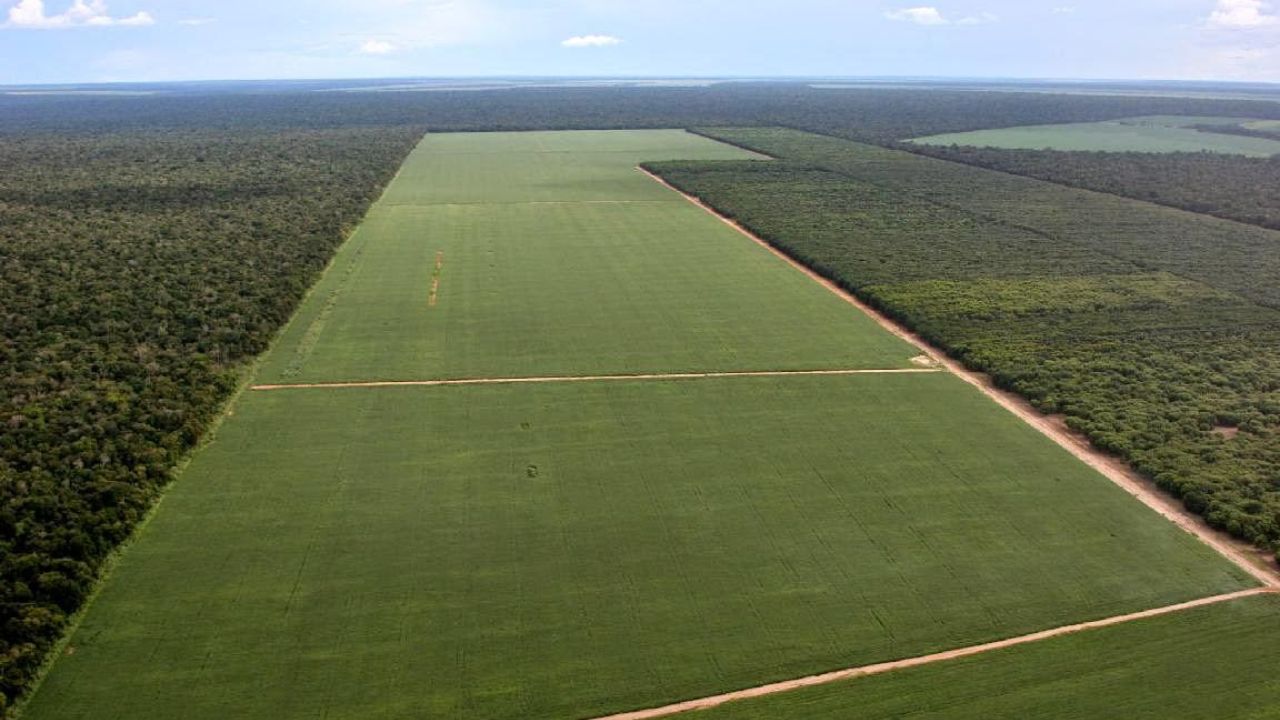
[0, 0, 1278, 85]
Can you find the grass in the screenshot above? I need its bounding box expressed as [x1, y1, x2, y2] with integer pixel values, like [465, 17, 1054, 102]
[910, 115, 1280, 156]
[698, 593, 1280, 720]
[254, 130, 918, 383]
[21, 374, 1252, 720]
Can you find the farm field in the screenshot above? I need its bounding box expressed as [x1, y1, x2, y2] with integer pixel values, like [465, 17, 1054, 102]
[910, 115, 1280, 156]
[15, 128, 1266, 720]
[21, 375, 1253, 720]
[254, 130, 918, 383]
[697, 592, 1280, 720]
[655, 126, 1280, 555]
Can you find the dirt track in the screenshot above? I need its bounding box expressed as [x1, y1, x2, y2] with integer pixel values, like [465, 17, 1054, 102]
[637, 165, 1280, 590]
[251, 367, 941, 392]
[589, 587, 1275, 720]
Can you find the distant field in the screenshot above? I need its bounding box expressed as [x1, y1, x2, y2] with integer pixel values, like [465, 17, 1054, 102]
[22, 375, 1251, 720]
[255, 130, 919, 383]
[910, 115, 1280, 156]
[698, 593, 1280, 720]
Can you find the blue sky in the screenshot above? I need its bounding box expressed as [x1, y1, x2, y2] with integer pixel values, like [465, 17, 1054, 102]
[1, 0, 1278, 85]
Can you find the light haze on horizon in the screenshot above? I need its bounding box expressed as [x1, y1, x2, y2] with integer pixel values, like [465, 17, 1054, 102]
[1, 0, 1278, 86]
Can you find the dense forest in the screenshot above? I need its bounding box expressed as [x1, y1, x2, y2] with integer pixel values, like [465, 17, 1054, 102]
[910, 145, 1280, 231]
[0, 126, 422, 711]
[4, 82, 1280, 712]
[4, 83, 1280, 141]
[648, 126, 1280, 564]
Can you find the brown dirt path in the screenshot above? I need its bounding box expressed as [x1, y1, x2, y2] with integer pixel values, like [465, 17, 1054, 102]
[251, 367, 941, 392]
[637, 166, 1280, 589]
[588, 587, 1275, 720]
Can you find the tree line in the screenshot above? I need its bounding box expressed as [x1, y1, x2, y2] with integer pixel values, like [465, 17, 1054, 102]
[0, 126, 422, 711]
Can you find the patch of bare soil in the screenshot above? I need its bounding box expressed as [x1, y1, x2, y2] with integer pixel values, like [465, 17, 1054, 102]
[429, 250, 443, 307]
[1212, 425, 1240, 440]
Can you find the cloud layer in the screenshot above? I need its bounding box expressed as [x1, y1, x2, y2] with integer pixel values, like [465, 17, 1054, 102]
[561, 34, 621, 47]
[5, 0, 154, 29]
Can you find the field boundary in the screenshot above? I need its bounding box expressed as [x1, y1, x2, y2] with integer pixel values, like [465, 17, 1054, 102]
[587, 587, 1276, 720]
[250, 367, 942, 391]
[637, 165, 1280, 589]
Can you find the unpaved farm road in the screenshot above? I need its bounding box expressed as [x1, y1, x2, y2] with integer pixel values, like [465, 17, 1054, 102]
[587, 587, 1276, 720]
[251, 367, 941, 392]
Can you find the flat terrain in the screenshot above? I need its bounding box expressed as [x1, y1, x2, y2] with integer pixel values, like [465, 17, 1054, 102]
[255, 130, 915, 383]
[697, 593, 1280, 720]
[23, 376, 1251, 719]
[18, 130, 1261, 720]
[911, 116, 1280, 156]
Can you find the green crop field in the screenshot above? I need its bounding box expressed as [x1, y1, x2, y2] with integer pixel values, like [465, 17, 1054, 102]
[910, 116, 1280, 156]
[15, 130, 1261, 720]
[253, 130, 918, 383]
[21, 375, 1251, 720]
[697, 593, 1280, 720]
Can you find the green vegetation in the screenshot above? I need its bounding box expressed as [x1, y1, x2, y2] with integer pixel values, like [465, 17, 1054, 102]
[257, 131, 916, 384]
[0, 128, 423, 710]
[911, 144, 1280, 230]
[4, 84, 1280, 143]
[699, 593, 1280, 720]
[650, 126, 1280, 554]
[19, 129, 1252, 720]
[22, 375, 1250, 720]
[910, 116, 1280, 156]
[8, 84, 1280, 717]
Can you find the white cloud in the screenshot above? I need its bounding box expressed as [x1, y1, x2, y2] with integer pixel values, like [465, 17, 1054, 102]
[956, 11, 998, 25]
[1207, 0, 1279, 28]
[561, 34, 622, 47]
[884, 6, 995, 26]
[884, 6, 948, 24]
[4, 0, 154, 29]
[359, 39, 396, 55]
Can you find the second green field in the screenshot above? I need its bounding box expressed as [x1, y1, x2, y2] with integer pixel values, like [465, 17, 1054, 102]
[255, 130, 918, 384]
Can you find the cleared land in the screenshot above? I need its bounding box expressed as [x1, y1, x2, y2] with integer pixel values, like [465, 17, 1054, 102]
[17, 130, 1263, 720]
[22, 375, 1253, 720]
[693, 593, 1280, 720]
[910, 115, 1280, 156]
[255, 130, 916, 384]
[657, 126, 1280, 555]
